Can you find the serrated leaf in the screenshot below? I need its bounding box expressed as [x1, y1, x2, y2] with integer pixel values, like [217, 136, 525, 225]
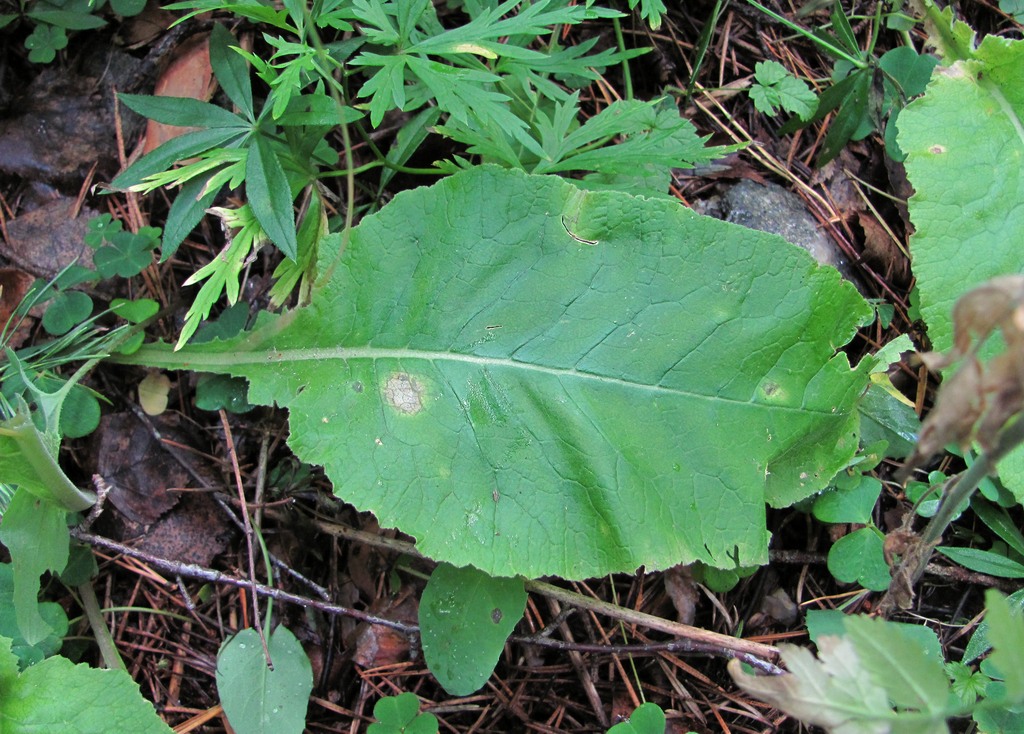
[729, 637, 894, 734]
[419, 564, 526, 695]
[216, 626, 312, 734]
[0, 636, 173, 733]
[110, 127, 247, 189]
[245, 135, 297, 259]
[843, 615, 950, 715]
[963, 588, 1024, 664]
[984, 589, 1024, 703]
[732, 626, 954, 734]
[117, 167, 870, 579]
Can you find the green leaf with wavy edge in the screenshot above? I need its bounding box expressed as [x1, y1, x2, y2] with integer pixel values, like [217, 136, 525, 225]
[899, 34, 1024, 500]
[115, 167, 869, 578]
[0, 491, 69, 645]
[899, 35, 1024, 356]
[0, 563, 68, 669]
[419, 563, 526, 695]
[0, 636, 173, 733]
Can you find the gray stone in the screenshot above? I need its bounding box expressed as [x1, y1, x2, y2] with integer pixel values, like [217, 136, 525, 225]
[696, 179, 860, 287]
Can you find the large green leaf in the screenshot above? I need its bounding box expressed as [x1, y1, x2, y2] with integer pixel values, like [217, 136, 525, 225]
[898, 34, 1024, 496]
[899, 34, 1024, 355]
[0, 636, 173, 733]
[118, 167, 869, 578]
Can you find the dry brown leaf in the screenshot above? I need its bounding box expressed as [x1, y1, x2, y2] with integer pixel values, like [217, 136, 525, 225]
[143, 33, 216, 155]
[903, 275, 1024, 475]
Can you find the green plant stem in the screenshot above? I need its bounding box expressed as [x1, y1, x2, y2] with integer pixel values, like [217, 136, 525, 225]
[745, 0, 868, 68]
[883, 417, 1024, 614]
[612, 17, 633, 100]
[685, 0, 723, 102]
[0, 396, 95, 511]
[77, 581, 126, 670]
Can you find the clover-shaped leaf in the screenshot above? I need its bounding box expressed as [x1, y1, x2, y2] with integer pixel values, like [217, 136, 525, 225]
[24, 24, 67, 63]
[367, 693, 438, 734]
[827, 527, 891, 591]
[93, 228, 161, 279]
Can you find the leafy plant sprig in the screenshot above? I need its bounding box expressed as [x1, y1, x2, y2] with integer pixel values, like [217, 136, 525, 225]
[747, 0, 937, 164]
[731, 590, 1024, 732]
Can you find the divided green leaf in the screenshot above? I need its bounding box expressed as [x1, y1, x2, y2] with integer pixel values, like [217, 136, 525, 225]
[749, 61, 817, 120]
[367, 692, 438, 734]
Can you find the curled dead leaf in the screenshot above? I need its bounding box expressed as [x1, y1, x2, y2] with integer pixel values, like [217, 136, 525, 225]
[901, 275, 1024, 478]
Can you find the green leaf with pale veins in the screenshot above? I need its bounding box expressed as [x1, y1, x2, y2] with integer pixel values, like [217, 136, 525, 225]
[899, 35, 1024, 356]
[900, 34, 1024, 499]
[117, 167, 870, 579]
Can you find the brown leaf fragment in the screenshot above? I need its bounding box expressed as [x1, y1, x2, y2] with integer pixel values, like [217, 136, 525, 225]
[902, 275, 1024, 477]
[95, 411, 187, 524]
[663, 564, 699, 626]
[0, 268, 37, 349]
[143, 33, 217, 155]
[351, 593, 418, 668]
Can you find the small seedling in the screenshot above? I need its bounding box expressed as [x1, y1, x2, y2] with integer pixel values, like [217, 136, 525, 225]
[748, 60, 817, 120]
[367, 692, 438, 734]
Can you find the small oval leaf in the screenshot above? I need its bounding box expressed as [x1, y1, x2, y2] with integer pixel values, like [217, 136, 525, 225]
[419, 563, 526, 696]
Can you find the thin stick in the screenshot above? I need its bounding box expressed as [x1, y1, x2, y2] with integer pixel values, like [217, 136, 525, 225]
[219, 410, 272, 668]
[314, 517, 780, 667]
[71, 528, 419, 633]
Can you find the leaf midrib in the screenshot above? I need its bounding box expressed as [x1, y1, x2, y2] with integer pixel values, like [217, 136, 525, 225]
[124, 344, 844, 415]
